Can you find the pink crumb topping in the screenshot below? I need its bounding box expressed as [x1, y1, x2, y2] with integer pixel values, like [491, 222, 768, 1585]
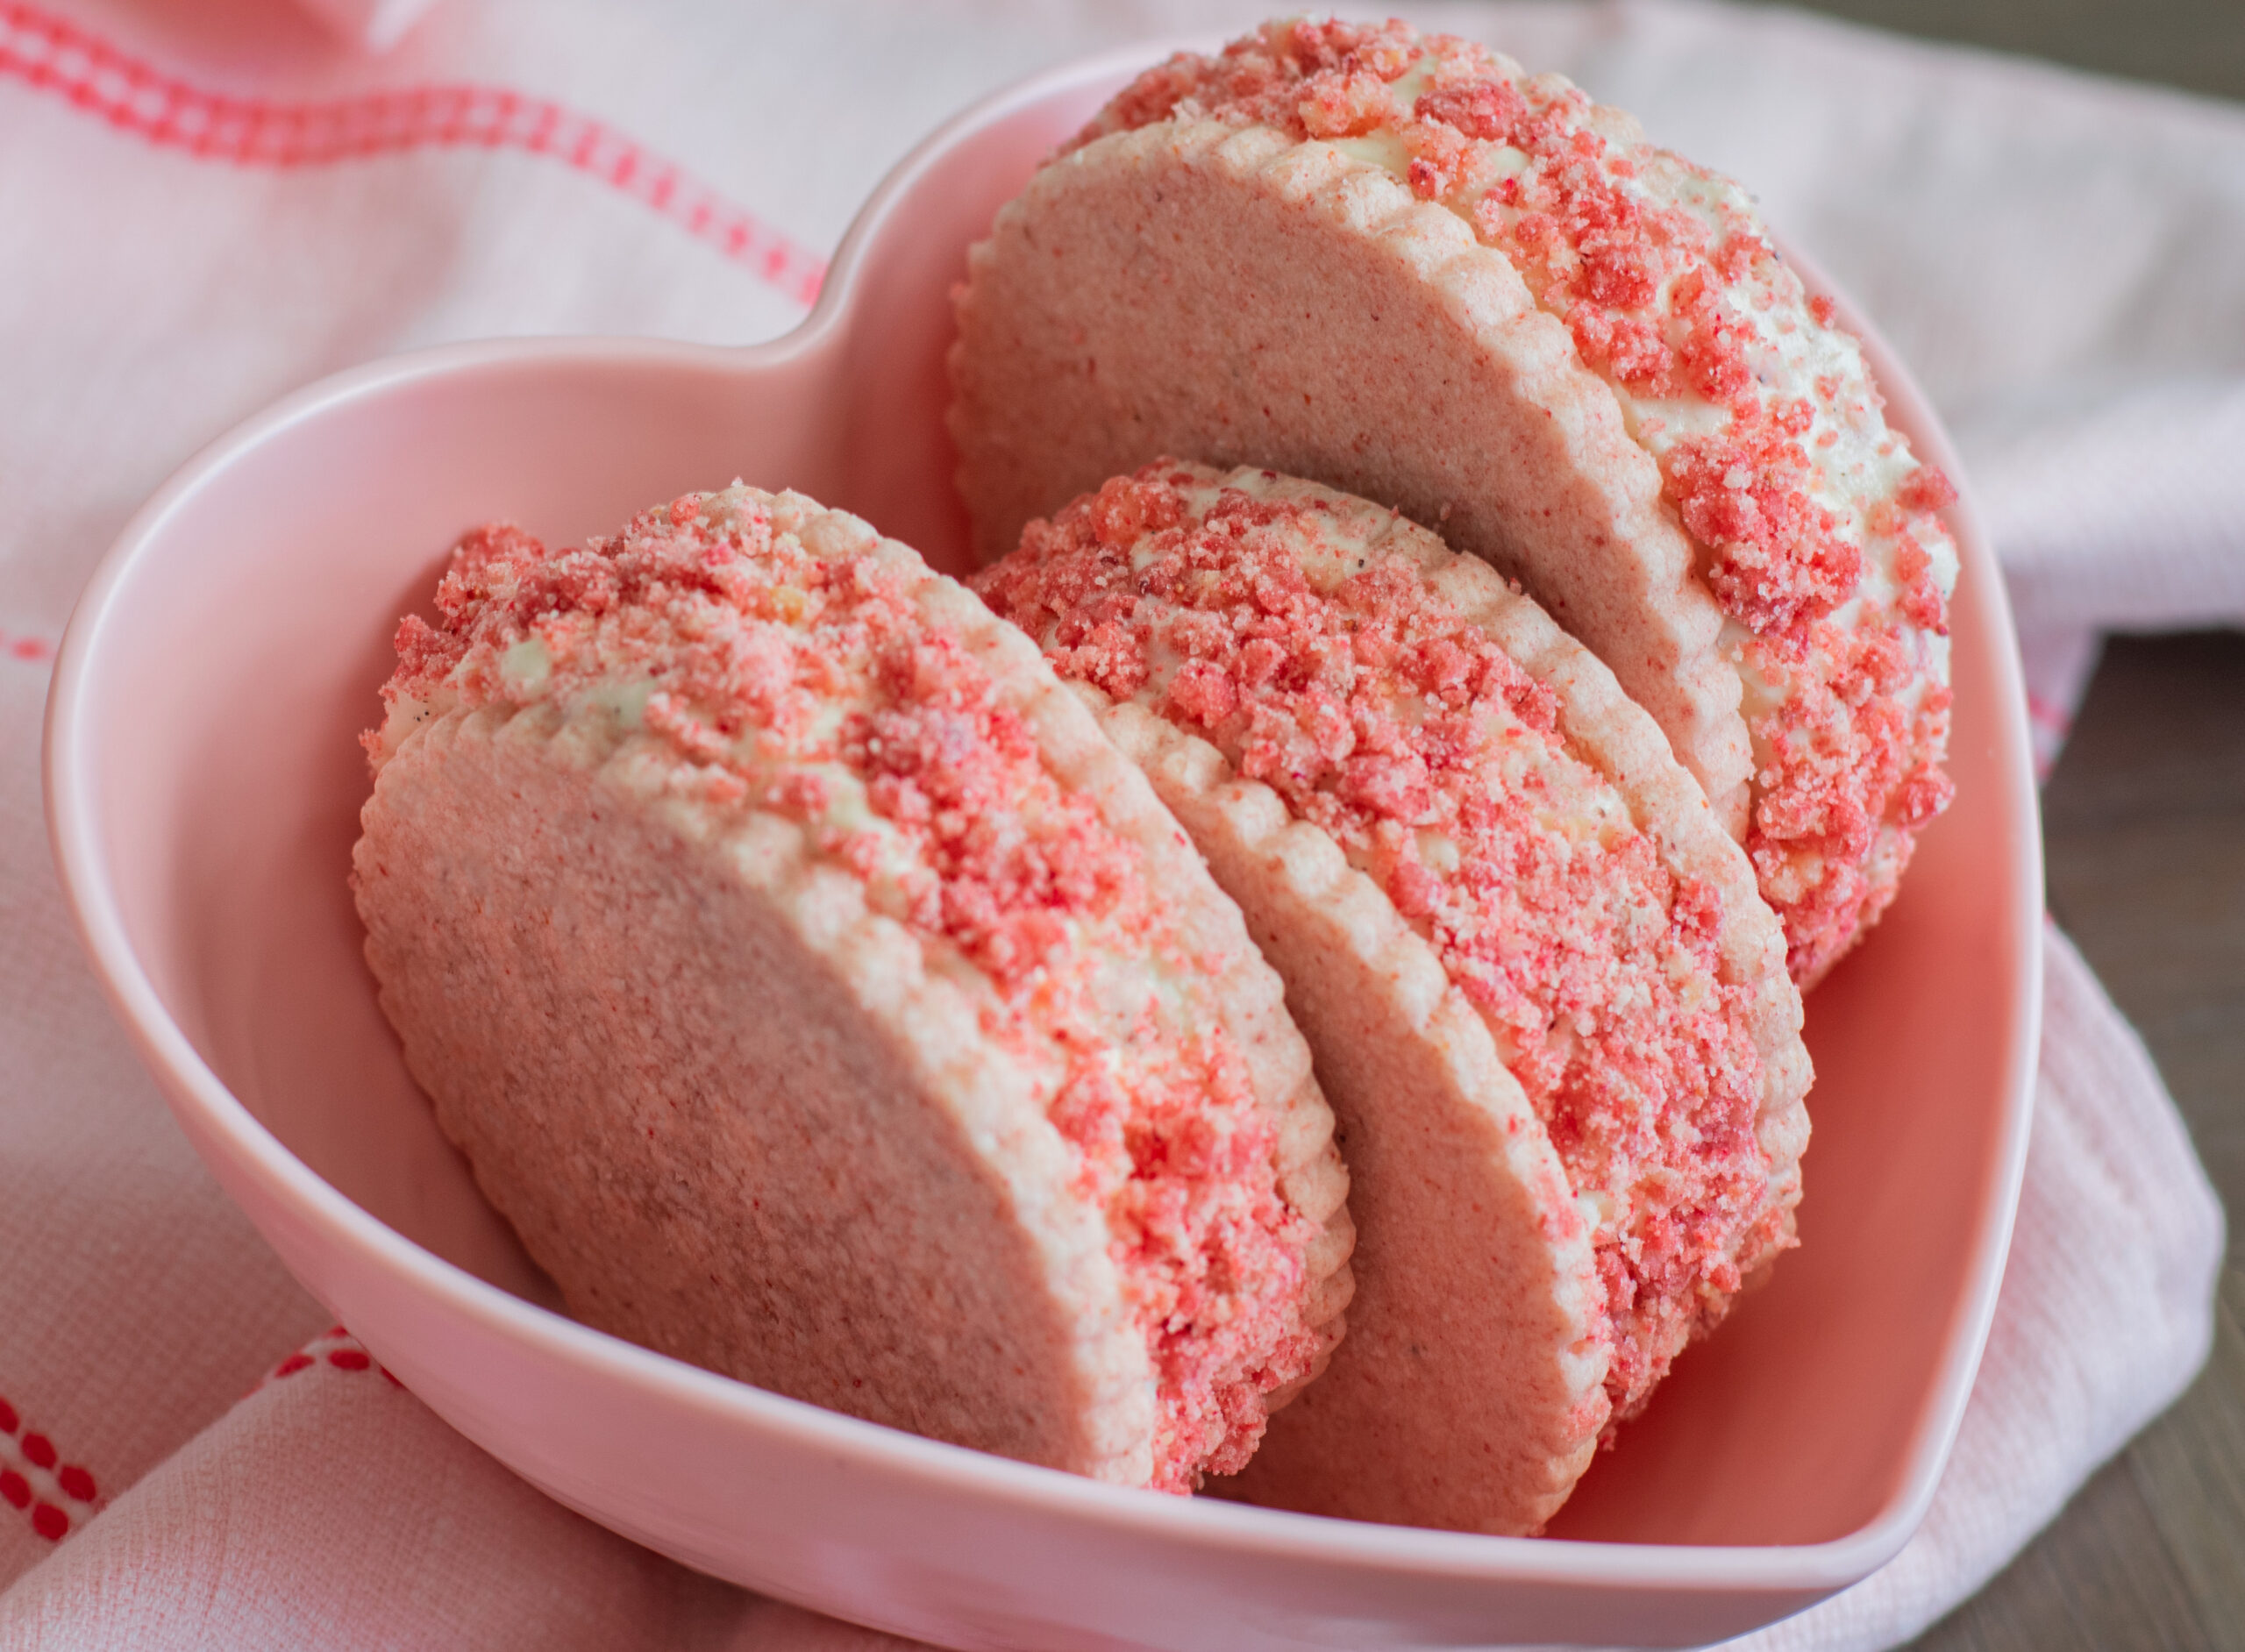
[1076, 18, 1958, 981]
[374, 492, 1321, 1489]
[976, 467, 1785, 1420]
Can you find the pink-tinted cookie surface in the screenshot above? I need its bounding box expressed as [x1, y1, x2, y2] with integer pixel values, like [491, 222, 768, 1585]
[365, 487, 1335, 1488]
[1045, 18, 1960, 982]
[978, 465, 1792, 1422]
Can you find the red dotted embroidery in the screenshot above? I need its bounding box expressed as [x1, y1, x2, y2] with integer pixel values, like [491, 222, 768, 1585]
[0, 629, 55, 665]
[2026, 692, 2073, 740]
[0, 3, 824, 304]
[263, 1328, 402, 1393]
[2026, 690, 2076, 781]
[0, 1393, 100, 1543]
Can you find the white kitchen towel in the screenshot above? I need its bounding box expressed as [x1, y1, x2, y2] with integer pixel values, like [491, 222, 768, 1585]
[0, 2, 2232, 1647]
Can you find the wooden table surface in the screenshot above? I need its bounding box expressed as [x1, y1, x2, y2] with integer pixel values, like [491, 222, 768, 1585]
[1721, 4, 2245, 1646]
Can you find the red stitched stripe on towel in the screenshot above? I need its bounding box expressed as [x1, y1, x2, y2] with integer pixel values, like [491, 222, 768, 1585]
[0, 3, 826, 303]
[261, 1328, 405, 1392]
[0, 630, 53, 665]
[0, 1391, 100, 1543]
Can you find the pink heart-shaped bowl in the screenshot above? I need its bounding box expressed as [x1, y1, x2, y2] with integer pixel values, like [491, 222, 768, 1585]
[45, 40, 2042, 1652]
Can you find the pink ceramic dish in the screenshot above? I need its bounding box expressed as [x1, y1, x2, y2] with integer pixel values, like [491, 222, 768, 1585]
[45, 41, 2042, 1652]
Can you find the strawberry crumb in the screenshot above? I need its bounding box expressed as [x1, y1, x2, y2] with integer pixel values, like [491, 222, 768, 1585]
[374, 488, 1323, 1490]
[978, 466, 1786, 1421]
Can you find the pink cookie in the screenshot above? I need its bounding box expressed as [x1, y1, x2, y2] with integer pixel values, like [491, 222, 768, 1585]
[949, 17, 1958, 984]
[353, 485, 1353, 1492]
[976, 461, 1810, 1533]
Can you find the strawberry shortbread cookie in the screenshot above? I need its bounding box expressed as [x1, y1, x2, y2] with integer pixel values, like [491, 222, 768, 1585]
[975, 461, 1810, 1532]
[353, 484, 1352, 1492]
[950, 17, 1958, 983]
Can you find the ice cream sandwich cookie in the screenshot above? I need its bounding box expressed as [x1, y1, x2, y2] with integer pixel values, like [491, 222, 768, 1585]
[975, 461, 1810, 1531]
[353, 484, 1352, 1492]
[950, 18, 1957, 983]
